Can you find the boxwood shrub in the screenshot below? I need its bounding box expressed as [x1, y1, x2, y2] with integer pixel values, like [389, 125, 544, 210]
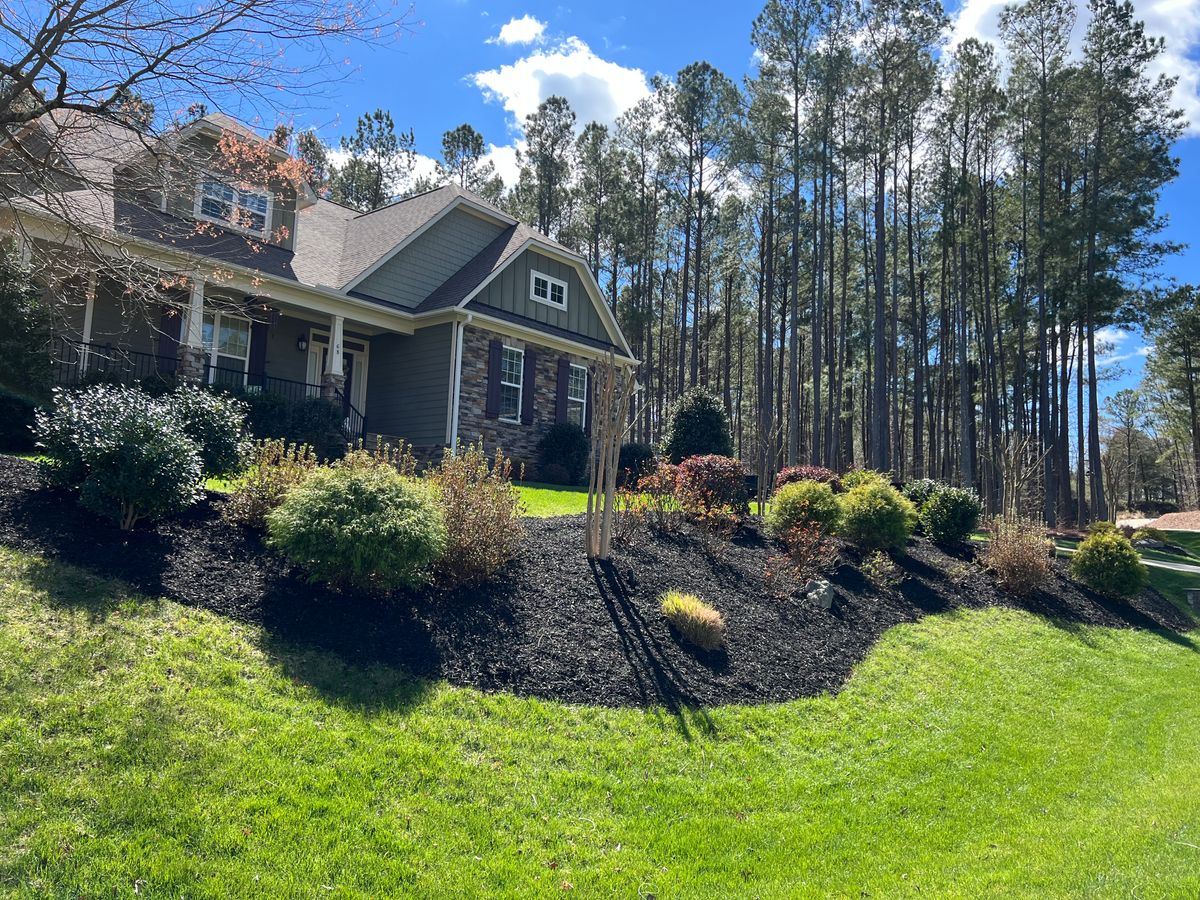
[765, 479, 841, 537]
[918, 484, 982, 545]
[266, 465, 446, 592]
[537, 422, 589, 484]
[1070, 530, 1148, 600]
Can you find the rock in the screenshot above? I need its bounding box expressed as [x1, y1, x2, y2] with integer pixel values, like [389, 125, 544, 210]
[804, 578, 836, 610]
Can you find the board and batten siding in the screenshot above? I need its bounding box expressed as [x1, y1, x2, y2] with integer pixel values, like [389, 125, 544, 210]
[467, 249, 610, 345]
[364, 324, 453, 447]
[356, 207, 506, 309]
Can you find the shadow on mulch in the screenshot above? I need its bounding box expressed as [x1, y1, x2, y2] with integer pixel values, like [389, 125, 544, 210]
[0, 455, 1194, 710]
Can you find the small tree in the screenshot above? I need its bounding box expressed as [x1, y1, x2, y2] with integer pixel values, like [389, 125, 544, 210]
[0, 250, 52, 449]
[585, 352, 636, 560]
[661, 387, 733, 463]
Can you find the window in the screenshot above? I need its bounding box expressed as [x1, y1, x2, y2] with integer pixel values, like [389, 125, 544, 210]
[499, 345, 524, 422]
[202, 309, 252, 388]
[530, 269, 568, 309]
[196, 177, 270, 235]
[567, 363, 588, 428]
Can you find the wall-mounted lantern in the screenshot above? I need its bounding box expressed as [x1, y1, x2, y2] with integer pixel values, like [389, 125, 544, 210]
[297, 335, 308, 352]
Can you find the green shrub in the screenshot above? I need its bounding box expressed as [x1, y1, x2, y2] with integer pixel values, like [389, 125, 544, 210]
[901, 478, 941, 509]
[1087, 519, 1118, 535]
[836, 481, 915, 551]
[285, 398, 348, 461]
[661, 388, 732, 463]
[618, 442, 656, 486]
[1130, 526, 1170, 544]
[675, 454, 747, 528]
[266, 465, 446, 592]
[861, 550, 903, 591]
[168, 384, 248, 477]
[429, 441, 524, 586]
[660, 590, 725, 650]
[982, 519, 1052, 596]
[842, 468, 891, 490]
[1070, 530, 1148, 600]
[765, 479, 841, 537]
[0, 251, 52, 451]
[35, 385, 203, 530]
[537, 422, 589, 484]
[919, 485, 982, 545]
[221, 439, 318, 529]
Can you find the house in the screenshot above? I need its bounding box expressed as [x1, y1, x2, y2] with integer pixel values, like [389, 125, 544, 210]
[2, 110, 636, 468]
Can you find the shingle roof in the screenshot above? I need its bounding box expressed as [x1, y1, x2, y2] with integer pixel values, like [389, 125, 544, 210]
[414, 223, 527, 313]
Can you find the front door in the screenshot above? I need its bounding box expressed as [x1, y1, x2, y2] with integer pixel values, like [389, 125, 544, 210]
[306, 335, 368, 411]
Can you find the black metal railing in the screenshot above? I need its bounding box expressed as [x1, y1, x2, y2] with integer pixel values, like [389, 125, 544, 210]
[336, 388, 367, 440]
[203, 364, 323, 405]
[51, 336, 179, 388]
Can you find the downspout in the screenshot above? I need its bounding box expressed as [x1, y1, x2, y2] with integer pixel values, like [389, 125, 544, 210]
[449, 312, 471, 451]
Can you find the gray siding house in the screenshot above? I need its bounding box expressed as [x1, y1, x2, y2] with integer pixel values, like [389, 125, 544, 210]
[4, 111, 636, 469]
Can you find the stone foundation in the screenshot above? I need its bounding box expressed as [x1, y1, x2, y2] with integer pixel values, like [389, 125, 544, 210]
[176, 345, 207, 382]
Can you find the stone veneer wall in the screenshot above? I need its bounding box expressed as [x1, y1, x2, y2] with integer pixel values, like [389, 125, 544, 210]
[456, 324, 593, 477]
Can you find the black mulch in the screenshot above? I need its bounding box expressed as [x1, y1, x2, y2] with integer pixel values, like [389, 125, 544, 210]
[0, 455, 1193, 709]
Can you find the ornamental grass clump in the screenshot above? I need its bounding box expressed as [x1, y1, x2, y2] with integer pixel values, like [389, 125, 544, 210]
[765, 479, 841, 537]
[221, 438, 318, 529]
[1070, 529, 1148, 600]
[981, 518, 1052, 597]
[266, 465, 446, 593]
[428, 441, 524, 587]
[836, 481, 916, 551]
[660, 590, 726, 650]
[35, 385, 204, 530]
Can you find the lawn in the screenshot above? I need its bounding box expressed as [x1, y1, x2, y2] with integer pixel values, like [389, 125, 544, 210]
[2, 546, 1199, 896]
[515, 481, 589, 517]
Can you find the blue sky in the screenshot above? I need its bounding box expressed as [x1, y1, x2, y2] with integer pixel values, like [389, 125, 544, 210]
[284, 0, 1200, 398]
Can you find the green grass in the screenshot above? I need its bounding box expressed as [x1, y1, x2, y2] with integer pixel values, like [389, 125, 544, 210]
[515, 481, 589, 517]
[1162, 530, 1200, 559]
[2, 546, 1200, 896]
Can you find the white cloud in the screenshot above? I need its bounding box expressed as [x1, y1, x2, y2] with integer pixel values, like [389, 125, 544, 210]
[948, 0, 1200, 136]
[472, 36, 651, 133]
[327, 146, 440, 195]
[488, 14, 547, 46]
[484, 142, 522, 188]
[1095, 326, 1151, 367]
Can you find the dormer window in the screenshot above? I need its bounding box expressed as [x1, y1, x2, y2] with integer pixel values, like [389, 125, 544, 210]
[530, 269, 567, 309]
[195, 176, 271, 236]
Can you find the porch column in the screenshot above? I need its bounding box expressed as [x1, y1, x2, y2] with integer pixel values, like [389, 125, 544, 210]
[78, 272, 97, 376]
[321, 313, 345, 399]
[177, 277, 207, 382]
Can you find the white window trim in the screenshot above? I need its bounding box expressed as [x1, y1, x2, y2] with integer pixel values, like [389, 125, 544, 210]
[529, 269, 568, 310]
[499, 344, 524, 425]
[203, 308, 253, 386]
[568, 363, 588, 427]
[193, 173, 273, 239]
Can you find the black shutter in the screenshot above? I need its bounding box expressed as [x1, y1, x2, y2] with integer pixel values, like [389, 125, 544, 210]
[157, 303, 181, 373]
[555, 357, 570, 424]
[485, 339, 502, 419]
[520, 349, 536, 425]
[248, 320, 269, 388]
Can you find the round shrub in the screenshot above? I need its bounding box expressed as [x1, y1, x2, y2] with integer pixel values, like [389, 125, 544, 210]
[168, 384, 248, 477]
[919, 485, 982, 545]
[774, 464, 840, 493]
[661, 387, 732, 463]
[1130, 526, 1169, 544]
[1070, 530, 1147, 600]
[537, 422, 589, 484]
[266, 465, 446, 592]
[618, 442, 656, 486]
[901, 477, 941, 509]
[675, 454, 748, 521]
[35, 385, 203, 530]
[766, 479, 841, 537]
[836, 481, 916, 551]
[842, 468, 891, 490]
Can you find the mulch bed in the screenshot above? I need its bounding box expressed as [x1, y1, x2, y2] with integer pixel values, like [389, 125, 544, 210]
[0, 455, 1191, 709]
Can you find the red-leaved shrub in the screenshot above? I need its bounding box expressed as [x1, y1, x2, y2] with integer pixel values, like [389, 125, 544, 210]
[774, 464, 841, 493]
[675, 455, 748, 529]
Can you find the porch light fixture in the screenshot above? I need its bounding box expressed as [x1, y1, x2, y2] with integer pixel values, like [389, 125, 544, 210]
[296, 335, 308, 352]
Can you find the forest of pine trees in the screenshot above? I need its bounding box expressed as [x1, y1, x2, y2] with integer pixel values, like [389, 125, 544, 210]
[299, 0, 1196, 524]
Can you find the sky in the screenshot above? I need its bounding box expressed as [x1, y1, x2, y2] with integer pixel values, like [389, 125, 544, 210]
[281, 0, 1200, 400]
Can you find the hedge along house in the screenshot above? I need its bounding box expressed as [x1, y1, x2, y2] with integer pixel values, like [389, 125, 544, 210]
[2, 110, 636, 469]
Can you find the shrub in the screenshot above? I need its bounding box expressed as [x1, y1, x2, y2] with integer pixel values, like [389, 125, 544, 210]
[266, 465, 446, 592]
[919, 485, 982, 545]
[836, 481, 915, 551]
[842, 468, 891, 490]
[337, 437, 418, 478]
[765, 479, 841, 537]
[1070, 530, 1148, 599]
[35, 385, 203, 530]
[261, 396, 347, 461]
[675, 454, 748, 528]
[661, 387, 732, 463]
[221, 439, 318, 529]
[616, 462, 682, 535]
[774, 465, 840, 493]
[981, 519, 1052, 596]
[861, 550, 903, 591]
[0, 252, 52, 451]
[428, 442, 524, 586]
[901, 477, 941, 509]
[1087, 519, 1118, 535]
[1130, 526, 1170, 544]
[168, 384, 248, 477]
[618, 442, 656, 486]
[765, 524, 839, 598]
[660, 590, 725, 650]
[537, 422, 589, 484]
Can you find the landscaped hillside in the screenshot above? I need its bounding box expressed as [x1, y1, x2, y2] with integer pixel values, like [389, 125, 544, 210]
[2, 546, 1198, 896]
